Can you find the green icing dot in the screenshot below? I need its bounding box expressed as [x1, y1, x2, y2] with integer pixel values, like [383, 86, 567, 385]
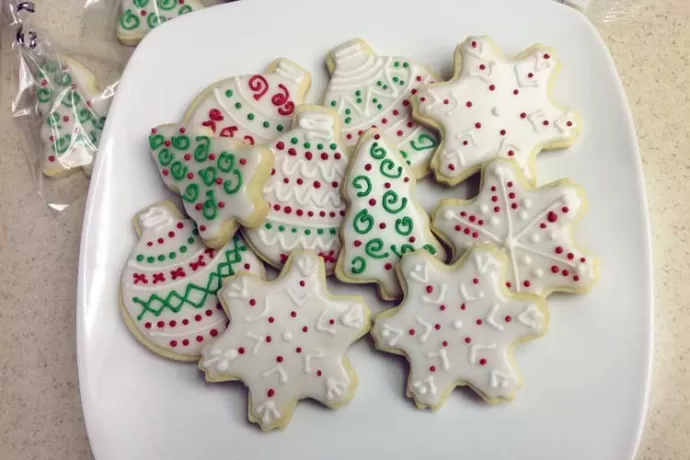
[345, 117, 352, 124]
[169, 252, 176, 259]
[355, 90, 362, 96]
[157, 255, 165, 261]
[263, 121, 270, 128]
[317, 229, 324, 235]
[291, 228, 297, 234]
[247, 113, 255, 120]
[345, 108, 351, 115]
[304, 142, 311, 149]
[399, 80, 405, 86]
[235, 102, 242, 109]
[403, 62, 409, 68]
[330, 100, 337, 107]
[376, 80, 383, 86]
[147, 256, 155, 263]
[356, 98, 363, 104]
[372, 97, 378, 103]
[265, 222, 273, 230]
[291, 137, 298, 145]
[187, 237, 195, 244]
[393, 76, 399, 83]
[180, 245, 187, 253]
[136, 254, 144, 262]
[382, 85, 389, 90]
[305, 229, 311, 235]
[377, 104, 384, 110]
[407, 160, 412, 165]
[317, 143, 324, 150]
[329, 143, 337, 150]
[394, 61, 400, 67]
[278, 225, 285, 231]
[225, 89, 233, 97]
[329, 229, 337, 235]
[192, 229, 199, 235]
[277, 125, 284, 132]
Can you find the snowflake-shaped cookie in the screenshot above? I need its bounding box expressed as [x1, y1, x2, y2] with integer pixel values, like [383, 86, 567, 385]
[372, 246, 548, 408]
[199, 251, 371, 431]
[432, 158, 598, 296]
[413, 36, 580, 186]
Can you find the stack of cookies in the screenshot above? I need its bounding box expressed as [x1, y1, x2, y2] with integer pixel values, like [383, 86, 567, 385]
[119, 36, 599, 431]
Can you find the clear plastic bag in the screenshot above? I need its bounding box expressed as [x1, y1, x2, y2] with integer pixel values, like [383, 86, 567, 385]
[4, 1, 122, 212]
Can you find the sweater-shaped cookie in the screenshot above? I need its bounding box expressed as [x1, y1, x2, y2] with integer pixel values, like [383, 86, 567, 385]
[432, 158, 599, 296]
[37, 58, 110, 177]
[184, 59, 311, 147]
[335, 129, 446, 300]
[121, 202, 264, 361]
[324, 39, 439, 178]
[149, 124, 274, 249]
[372, 246, 548, 408]
[117, 0, 204, 46]
[199, 250, 371, 431]
[243, 106, 348, 272]
[413, 36, 581, 186]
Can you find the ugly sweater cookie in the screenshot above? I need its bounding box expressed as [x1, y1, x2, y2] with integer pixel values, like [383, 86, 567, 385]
[199, 250, 371, 431]
[372, 246, 548, 409]
[243, 106, 348, 272]
[335, 129, 446, 300]
[117, 0, 204, 46]
[149, 124, 274, 249]
[324, 39, 439, 177]
[184, 59, 311, 147]
[413, 36, 581, 186]
[432, 158, 599, 296]
[121, 202, 264, 361]
[37, 58, 110, 177]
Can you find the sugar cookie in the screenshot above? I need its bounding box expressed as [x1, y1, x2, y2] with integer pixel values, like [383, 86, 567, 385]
[117, 0, 204, 46]
[199, 250, 371, 430]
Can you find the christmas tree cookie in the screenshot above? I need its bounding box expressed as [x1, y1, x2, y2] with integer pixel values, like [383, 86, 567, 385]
[36, 57, 110, 177]
[184, 58, 311, 147]
[243, 105, 348, 273]
[323, 39, 440, 178]
[412, 36, 581, 186]
[149, 124, 274, 249]
[431, 158, 599, 296]
[117, 0, 204, 46]
[199, 250, 371, 431]
[120, 201, 264, 361]
[372, 246, 548, 409]
[335, 129, 446, 301]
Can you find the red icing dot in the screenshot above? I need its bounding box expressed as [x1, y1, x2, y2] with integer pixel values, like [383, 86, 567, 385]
[48, 155, 56, 162]
[304, 151, 312, 160]
[249, 299, 256, 306]
[186, 173, 194, 179]
[506, 281, 512, 288]
[520, 112, 527, 119]
[184, 154, 191, 161]
[268, 316, 275, 324]
[238, 347, 245, 354]
[299, 280, 306, 287]
[500, 129, 507, 136]
[465, 337, 472, 343]
[513, 89, 519, 95]
[505, 316, 512, 322]
[209, 154, 216, 160]
[567, 121, 573, 127]
[408, 329, 416, 336]
[210, 329, 218, 337]
[276, 141, 285, 150]
[182, 319, 189, 325]
[374, 134, 381, 140]
[426, 285, 433, 293]
[562, 206, 570, 213]
[489, 84, 496, 91]
[507, 150, 515, 157]
[440, 304, 446, 311]
[479, 358, 487, 366]
[471, 41, 477, 48]
[543, 120, 550, 126]
[475, 122, 482, 129]
[551, 265, 559, 273]
[393, 109, 400, 116]
[145, 322, 152, 329]
[284, 206, 293, 214]
[555, 246, 564, 254]
[354, 240, 362, 247]
[384, 263, 393, 271]
[476, 319, 483, 325]
[455, 225, 462, 232]
[581, 257, 587, 263]
[429, 366, 437, 372]
[449, 164, 456, 171]
[296, 347, 302, 353]
[169, 320, 177, 327]
[567, 253, 575, 260]
[205, 309, 213, 317]
[216, 178, 223, 184]
[574, 275, 580, 282]
[479, 64, 486, 71]
[182, 339, 190, 346]
[434, 323, 441, 330]
[402, 100, 410, 107]
[416, 76, 423, 82]
[379, 223, 387, 229]
[494, 206, 501, 212]
[195, 314, 202, 322]
[365, 163, 372, 171]
[335, 152, 342, 160]
[170, 340, 178, 347]
[511, 203, 519, 210]
[302, 326, 309, 333]
[443, 98, 450, 105]
[195, 203, 203, 211]
[266, 336, 272, 343]
[218, 202, 225, 208]
[196, 336, 204, 342]
[544, 53, 551, 59]
[442, 340, 448, 347]
[369, 199, 377, 206]
[397, 130, 404, 137]
[460, 303, 466, 310]
[528, 72, 534, 78]
[290, 311, 297, 318]
[547, 211, 558, 223]
[267, 389, 275, 397]
[466, 101, 473, 108]
[321, 152, 329, 160]
[523, 280, 531, 287]
[562, 269, 570, 276]
[316, 370, 323, 377]
[276, 356, 284, 363]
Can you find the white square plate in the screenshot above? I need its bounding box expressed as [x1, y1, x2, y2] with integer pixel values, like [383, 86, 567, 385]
[78, 0, 653, 458]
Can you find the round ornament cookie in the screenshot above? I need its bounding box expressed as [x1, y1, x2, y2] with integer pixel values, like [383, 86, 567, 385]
[199, 250, 371, 431]
[335, 129, 446, 300]
[371, 246, 549, 409]
[323, 39, 440, 178]
[431, 158, 599, 297]
[117, 0, 204, 46]
[184, 58, 311, 147]
[120, 201, 264, 361]
[36, 57, 110, 177]
[243, 105, 348, 272]
[149, 124, 274, 249]
[412, 36, 581, 186]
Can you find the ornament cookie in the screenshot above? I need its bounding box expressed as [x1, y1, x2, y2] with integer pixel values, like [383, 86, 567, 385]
[372, 246, 548, 409]
[243, 105, 348, 272]
[120, 202, 264, 361]
[184, 59, 311, 147]
[117, 0, 204, 46]
[413, 36, 581, 186]
[324, 39, 440, 178]
[432, 158, 598, 296]
[149, 124, 274, 249]
[36, 58, 110, 177]
[199, 250, 371, 431]
[335, 129, 446, 300]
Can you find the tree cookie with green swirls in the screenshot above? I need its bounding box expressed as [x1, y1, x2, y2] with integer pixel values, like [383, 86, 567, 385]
[117, 0, 204, 46]
[335, 129, 446, 301]
[148, 124, 275, 249]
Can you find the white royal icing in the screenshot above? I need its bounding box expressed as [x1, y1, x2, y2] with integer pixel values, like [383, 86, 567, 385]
[149, 124, 272, 246]
[121, 205, 263, 358]
[323, 39, 440, 174]
[244, 107, 348, 272]
[185, 58, 310, 146]
[433, 158, 598, 296]
[372, 247, 548, 406]
[199, 251, 370, 430]
[415, 36, 579, 183]
[336, 130, 445, 299]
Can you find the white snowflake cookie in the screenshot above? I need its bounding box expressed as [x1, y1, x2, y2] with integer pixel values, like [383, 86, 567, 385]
[372, 246, 549, 408]
[120, 201, 264, 361]
[323, 39, 440, 177]
[432, 158, 599, 296]
[199, 250, 371, 431]
[413, 36, 581, 186]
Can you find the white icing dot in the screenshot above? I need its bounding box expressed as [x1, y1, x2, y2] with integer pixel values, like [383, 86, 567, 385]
[216, 361, 229, 372]
[452, 320, 463, 329]
[492, 165, 506, 178]
[480, 204, 489, 214]
[577, 264, 587, 274]
[478, 291, 485, 299]
[533, 268, 544, 278]
[548, 231, 558, 241]
[225, 349, 238, 360]
[519, 211, 528, 220]
[522, 255, 532, 266]
[282, 331, 293, 342]
[491, 106, 500, 116]
[522, 199, 532, 209]
[444, 210, 454, 220]
[210, 348, 222, 357]
[490, 217, 500, 226]
[381, 329, 390, 338]
[531, 234, 540, 243]
[418, 386, 428, 395]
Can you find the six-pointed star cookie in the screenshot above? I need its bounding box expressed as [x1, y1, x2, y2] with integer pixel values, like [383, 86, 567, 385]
[199, 250, 371, 431]
[372, 246, 548, 409]
[432, 158, 599, 296]
[413, 35, 581, 186]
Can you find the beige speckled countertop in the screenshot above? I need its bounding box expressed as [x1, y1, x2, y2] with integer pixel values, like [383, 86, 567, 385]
[0, 1, 688, 458]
